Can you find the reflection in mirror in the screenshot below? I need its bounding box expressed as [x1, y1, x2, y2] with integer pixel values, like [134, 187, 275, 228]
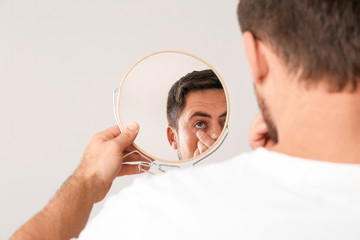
[166, 69, 227, 160]
[115, 51, 229, 164]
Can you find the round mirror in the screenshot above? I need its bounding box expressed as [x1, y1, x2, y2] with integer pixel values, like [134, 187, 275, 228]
[114, 50, 229, 168]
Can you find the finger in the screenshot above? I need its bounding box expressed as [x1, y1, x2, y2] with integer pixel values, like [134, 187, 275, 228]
[113, 122, 139, 151]
[265, 137, 276, 149]
[92, 125, 122, 143]
[193, 148, 200, 157]
[104, 125, 121, 136]
[123, 146, 153, 163]
[197, 140, 208, 154]
[251, 138, 268, 150]
[249, 128, 269, 149]
[248, 113, 271, 150]
[249, 119, 269, 143]
[124, 144, 137, 153]
[251, 113, 265, 127]
[118, 164, 149, 176]
[250, 113, 269, 135]
[122, 145, 140, 161]
[249, 129, 268, 145]
[196, 130, 215, 148]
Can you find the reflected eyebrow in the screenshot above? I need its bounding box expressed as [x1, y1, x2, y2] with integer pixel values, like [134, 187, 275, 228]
[188, 112, 211, 120]
[219, 112, 227, 118]
[188, 111, 227, 120]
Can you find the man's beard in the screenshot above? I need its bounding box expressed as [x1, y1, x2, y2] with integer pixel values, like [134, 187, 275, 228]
[255, 87, 279, 144]
[177, 148, 183, 160]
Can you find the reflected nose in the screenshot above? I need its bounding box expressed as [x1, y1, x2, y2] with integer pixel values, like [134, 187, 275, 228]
[207, 123, 223, 140]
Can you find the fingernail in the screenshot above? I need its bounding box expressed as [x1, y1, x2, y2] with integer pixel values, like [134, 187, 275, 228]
[127, 122, 139, 131]
[196, 130, 203, 138]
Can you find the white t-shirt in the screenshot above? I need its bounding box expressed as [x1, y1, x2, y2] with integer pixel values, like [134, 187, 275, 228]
[78, 148, 360, 240]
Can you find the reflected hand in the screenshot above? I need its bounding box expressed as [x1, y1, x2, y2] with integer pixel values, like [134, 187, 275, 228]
[193, 129, 215, 157]
[249, 113, 276, 150]
[77, 123, 146, 203]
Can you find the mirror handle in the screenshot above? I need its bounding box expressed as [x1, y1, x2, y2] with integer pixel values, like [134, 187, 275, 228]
[123, 150, 181, 174]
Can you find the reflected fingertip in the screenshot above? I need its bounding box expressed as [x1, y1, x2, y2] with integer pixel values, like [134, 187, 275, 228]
[196, 129, 204, 138]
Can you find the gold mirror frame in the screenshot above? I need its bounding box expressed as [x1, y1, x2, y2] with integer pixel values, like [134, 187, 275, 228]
[114, 50, 230, 168]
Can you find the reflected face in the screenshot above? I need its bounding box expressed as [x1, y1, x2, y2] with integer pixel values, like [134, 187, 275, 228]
[167, 89, 227, 160]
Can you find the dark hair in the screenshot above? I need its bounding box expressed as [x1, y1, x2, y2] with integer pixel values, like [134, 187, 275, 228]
[237, 0, 360, 91]
[167, 69, 223, 130]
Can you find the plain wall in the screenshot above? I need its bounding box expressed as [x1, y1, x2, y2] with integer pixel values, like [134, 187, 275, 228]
[0, 0, 258, 238]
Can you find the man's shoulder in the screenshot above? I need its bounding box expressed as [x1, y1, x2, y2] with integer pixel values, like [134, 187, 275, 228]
[110, 148, 360, 198]
[102, 149, 261, 206]
[110, 148, 265, 200]
[79, 148, 360, 239]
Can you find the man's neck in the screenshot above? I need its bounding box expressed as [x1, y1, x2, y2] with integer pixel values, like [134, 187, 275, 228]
[271, 86, 360, 164]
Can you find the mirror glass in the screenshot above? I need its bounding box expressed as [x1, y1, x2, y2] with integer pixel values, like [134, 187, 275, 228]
[115, 50, 229, 163]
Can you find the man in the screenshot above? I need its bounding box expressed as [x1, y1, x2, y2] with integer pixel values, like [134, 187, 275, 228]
[166, 69, 227, 160]
[11, 0, 360, 239]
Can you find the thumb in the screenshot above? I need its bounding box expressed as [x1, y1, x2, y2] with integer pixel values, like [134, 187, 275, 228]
[114, 122, 139, 149]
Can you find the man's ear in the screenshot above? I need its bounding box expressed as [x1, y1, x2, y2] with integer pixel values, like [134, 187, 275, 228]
[243, 31, 269, 85]
[166, 125, 178, 150]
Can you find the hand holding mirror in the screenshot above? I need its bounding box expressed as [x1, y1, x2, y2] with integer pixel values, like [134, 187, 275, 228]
[113, 50, 230, 174]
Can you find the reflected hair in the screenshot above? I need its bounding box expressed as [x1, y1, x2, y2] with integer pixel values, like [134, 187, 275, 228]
[167, 69, 223, 130]
[237, 0, 360, 91]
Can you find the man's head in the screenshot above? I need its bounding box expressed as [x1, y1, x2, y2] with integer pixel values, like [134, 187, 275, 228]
[237, 0, 360, 143]
[166, 69, 227, 160]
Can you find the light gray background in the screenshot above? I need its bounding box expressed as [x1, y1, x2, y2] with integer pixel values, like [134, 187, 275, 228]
[0, 0, 258, 238]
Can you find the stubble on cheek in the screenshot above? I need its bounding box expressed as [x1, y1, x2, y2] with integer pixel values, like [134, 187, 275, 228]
[177, 125, 198, 160]
[255, 88, 279, 144]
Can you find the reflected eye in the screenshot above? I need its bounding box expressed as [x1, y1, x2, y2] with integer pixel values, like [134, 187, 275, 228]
[194, 121, 205, 129]
[219, 119, 226, 128]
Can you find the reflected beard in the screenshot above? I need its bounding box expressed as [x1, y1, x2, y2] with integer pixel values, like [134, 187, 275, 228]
[176, 144, 183, 160]
[255, 87, 279, 144]
[175, 133, 184, 160]
[177, 151, 183, 160]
